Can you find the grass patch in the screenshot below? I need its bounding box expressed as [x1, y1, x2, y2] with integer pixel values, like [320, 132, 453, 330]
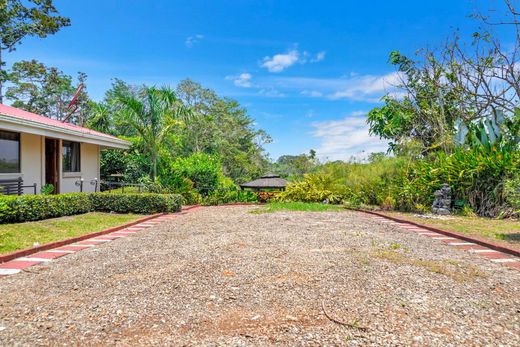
[382, 211, 520, 251]
[372, 247, 485, 282]
[253, 202, 345, 213]
[0, 212, 145, 254]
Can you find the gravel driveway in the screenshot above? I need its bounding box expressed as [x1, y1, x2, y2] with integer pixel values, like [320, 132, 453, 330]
[0, 206, 519, 346]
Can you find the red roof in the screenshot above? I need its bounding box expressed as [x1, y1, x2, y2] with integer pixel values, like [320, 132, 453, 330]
[0, 103, 121, 141]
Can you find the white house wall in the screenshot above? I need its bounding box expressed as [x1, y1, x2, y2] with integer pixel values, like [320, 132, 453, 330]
[0, 133, 43, 194]
[0, 132, 101, 194]
[60, 142, 100, 194]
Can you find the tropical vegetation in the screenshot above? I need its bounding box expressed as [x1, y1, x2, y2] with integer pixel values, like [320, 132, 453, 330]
[0, 0, 518, 218]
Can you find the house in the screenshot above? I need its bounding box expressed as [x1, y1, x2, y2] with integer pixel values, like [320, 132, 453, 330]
[0, 104, 130, 194]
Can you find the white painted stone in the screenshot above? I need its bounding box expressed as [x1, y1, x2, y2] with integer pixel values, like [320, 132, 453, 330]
[449, 242, 475, 246]
[431, 237, 456, 240]
[17, 257, 51, 262]
[471, 249, 498, 253]
[0, 269, 21, 275]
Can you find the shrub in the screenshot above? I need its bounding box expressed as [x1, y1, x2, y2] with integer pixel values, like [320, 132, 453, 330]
[0, 192, 182, 224]
[168, 153, 222, 195]
[202, 188, 257, 206]
[0, 193, 92, 224]
[89, 193, 182, 214]
[277, 173, 343, 203]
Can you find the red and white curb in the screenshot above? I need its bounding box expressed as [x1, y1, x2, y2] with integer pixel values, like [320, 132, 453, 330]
[0, 207, 201, 278]
[367, 214, 520, 271]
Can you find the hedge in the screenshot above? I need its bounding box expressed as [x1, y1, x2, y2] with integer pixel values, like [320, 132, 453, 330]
[0, 193, 182, 224]
[89, 193, 182, 214]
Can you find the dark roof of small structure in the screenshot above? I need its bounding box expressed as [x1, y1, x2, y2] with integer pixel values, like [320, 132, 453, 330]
[240, 173, 289, 189]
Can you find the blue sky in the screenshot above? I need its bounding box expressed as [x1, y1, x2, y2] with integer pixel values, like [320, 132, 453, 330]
[5, 0, 483, 161]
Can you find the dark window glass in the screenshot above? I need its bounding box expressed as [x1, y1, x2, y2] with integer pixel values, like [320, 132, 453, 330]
[62, 141, 81, 172]
[0, 130, 20, 173]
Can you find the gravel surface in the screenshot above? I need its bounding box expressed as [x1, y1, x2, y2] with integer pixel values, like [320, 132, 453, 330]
[0, 206, 519, 346]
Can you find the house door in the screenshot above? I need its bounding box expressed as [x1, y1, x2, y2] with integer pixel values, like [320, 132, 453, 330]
[45, 138, 60, 194]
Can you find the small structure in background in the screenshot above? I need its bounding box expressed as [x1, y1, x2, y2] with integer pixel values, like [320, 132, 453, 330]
[432, 183, 452, 215]
[240, 173, 288, 192]
[240, 173, 289, 203]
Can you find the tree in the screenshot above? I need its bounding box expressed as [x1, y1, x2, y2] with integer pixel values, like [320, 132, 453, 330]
[175, 79, 271, 182]
[367, 0, 520, 155]
[274, 150, 319, 178]
[0, 0, 70, 102]
[113, 86, 191, 180]
[6, 60, 91, 124]
[367, 50, 462, 154]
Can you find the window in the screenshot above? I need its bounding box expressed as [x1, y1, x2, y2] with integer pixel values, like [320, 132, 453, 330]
[0, 130, 20, 173]
[62, 141, 81, 172]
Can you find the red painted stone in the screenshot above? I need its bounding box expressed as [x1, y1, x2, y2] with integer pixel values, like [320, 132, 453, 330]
[478, 252, 513, 259]
[29, 252, 69, 260]
[504, 262, 520, 269]
[96, 235, 123, 240]
[54, 246, 86, 252]
[75, 240, 106, 246]
[0, 260, 41, 269]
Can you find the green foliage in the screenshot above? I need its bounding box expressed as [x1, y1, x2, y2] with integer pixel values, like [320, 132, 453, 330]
[0, 0, 70, 102]
[202, 189, 257, 206]
[0, 193, 182, 224]
[175, 79, 270, 183]
[167, 153, 222, 195]
[111, 85, 191, 180]
[256, 202, 344, 213]
[277, 173, 343, 203]
[0, 193, 92, 223]
[272, 150, 319, 179]
[6, 60, 91, 123]
[504, 173, 520, 214]
[90, 193, 181, 214]
[40, 184, 54, 195]
[398, 145, 519, 217]
[318, 157, 406, 206]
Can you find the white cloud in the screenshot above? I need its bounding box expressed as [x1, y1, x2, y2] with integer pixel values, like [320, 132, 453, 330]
[258, 88, 285, 97]
[268, 71, 404, 102]
[226, 73, 253, 88]
[261, 49, 300, 72]
[328, 72, 402, 101]
[311, 112, 388, 161]
[185, 34, 204, 48]
[301, 90, 323, 98]
[260, 48, 326, 72]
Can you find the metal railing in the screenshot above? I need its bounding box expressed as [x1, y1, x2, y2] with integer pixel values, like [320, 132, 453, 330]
[100, 181, 146, 193]
[0, 177, 37, 195]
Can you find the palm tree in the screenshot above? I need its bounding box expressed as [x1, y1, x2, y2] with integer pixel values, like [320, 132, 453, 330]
[114, 86, 190, 180]
[86, 103, 113, 134]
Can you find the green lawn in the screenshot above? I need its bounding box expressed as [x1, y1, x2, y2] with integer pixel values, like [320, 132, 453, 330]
[0, 212, 145, 255]
[382, 211, 520, 251]
[254, 201, 345, 213]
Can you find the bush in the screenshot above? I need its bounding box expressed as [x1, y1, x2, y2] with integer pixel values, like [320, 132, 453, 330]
[202, 188, 257, 206]
[0, 193, 182, 224]
[0, 193, 92, 224]
[277, 173, 343, 203]
[168, 153, 222, 195]
[89, 193, 182, 214]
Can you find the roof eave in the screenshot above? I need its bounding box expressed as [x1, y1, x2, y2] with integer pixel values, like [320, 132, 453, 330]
[0, 114, 130, 149]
